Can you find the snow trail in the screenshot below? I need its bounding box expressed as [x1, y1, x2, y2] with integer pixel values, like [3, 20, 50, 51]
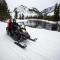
[0, 21, 60, 60]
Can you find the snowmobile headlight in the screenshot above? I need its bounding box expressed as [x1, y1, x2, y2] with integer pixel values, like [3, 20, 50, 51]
[22, 30, 26, 33]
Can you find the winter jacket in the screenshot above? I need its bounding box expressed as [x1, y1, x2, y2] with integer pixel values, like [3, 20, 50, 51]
[8, 19, 13, 30]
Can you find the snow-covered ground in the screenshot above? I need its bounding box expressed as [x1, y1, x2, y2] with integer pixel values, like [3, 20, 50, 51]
[0, 21, 60, 60]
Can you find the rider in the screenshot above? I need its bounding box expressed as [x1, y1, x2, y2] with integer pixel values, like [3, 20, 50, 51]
[7, 18, 13, 35]
[12, 19, 18, 33]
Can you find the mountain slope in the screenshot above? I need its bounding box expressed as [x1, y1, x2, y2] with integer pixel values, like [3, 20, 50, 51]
[14, 5, 40, 18]
[41, 6, 54, 14]
[12, 5, 57, 18]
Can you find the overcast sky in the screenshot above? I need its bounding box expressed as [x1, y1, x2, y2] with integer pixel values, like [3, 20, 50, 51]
[6, 0, 59, 11]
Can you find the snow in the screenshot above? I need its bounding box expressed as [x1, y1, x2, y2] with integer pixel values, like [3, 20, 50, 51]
[47, 12, 54, 16]
[0, 21, 60, 60]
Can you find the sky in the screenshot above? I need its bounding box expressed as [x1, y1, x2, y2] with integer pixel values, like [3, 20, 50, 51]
[6, 0, 59, 11]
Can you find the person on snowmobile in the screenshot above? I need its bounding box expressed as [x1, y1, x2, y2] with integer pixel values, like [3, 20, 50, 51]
[12, 19, 18, 33]
[7, 18, 13, 35]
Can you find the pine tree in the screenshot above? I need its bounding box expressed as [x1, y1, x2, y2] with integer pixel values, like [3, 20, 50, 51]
[15, 11, 18, 19]
[0, 0, 10, 20]
[19, 14, 21, 19]
[59, 4, 60, 20]
[54, 3, 59, 21]
[22, 13, 24, 19]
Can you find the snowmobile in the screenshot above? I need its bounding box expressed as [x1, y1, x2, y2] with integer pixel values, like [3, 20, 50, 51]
[6, 23, 37, 48]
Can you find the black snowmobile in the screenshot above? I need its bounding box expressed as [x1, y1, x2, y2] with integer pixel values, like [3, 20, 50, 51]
[6, 21, 37, 48]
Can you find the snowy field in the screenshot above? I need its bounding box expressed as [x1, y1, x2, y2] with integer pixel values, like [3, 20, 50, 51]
[0, 21, 60, 60]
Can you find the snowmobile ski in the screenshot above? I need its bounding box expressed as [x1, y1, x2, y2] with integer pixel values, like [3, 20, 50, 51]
[14, 42, 27, 48]
[29, 38, 37, 41]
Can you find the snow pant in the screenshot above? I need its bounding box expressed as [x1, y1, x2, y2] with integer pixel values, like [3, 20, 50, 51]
[8, 28, 13, 36]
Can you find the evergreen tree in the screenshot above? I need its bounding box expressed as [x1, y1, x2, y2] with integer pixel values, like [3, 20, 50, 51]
[22, 13, 24, 19]
[59, 4, 60, 20]
[0, 0, 10, 20]
[38, 13, 43, 19]
[19, 14, 21, 19]
[15, 11, 18, 19]
[43, 9, 47, 19]
[54, 3, 59, 21]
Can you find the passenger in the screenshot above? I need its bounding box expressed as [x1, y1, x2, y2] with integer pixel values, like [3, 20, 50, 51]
[7, 18, 13, 35]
